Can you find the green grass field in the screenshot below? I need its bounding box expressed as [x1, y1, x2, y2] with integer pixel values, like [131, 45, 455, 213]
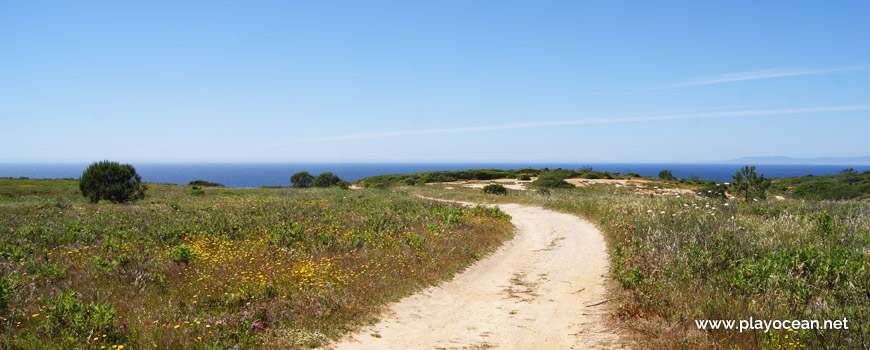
[0, 178, 512, 349]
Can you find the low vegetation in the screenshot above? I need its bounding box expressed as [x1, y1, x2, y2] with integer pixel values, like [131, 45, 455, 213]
[530, 174, 574, 189]
[357, 167, 628, 188]
[5, 163, 868, 349]
[482, 184, 507, 195]
[188, 180, 225, 187]
[548, 186, 869, 349]
[773, 168, 870, 200]
[0, 178, 512, 349]
[406, 176, 869, 349]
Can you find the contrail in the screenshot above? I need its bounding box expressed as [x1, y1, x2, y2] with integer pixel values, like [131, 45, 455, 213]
[665, 65, 869, 88]
[267, 104, 870, 146]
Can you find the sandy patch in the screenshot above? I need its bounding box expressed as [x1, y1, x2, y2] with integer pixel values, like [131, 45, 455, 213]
[564, 178, 698, 197]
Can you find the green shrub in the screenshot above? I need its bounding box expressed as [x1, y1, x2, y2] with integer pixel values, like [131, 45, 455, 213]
[518, 174, 531, 181]
[79, 160, 146, 203]
[187, 179, 224, 187]
[314, 172, 342, 187]
[290, 171, 315, 188]
[367, 182, 387, 189]
[531, 174, 574, 189]
[168, 244, 195, 263]
[482, 184, 508, 195]
[190, 186, 206, 196]
[658, 169, 676, 181]
[0, 270, 19, 312]
[48, 291, 126, 345]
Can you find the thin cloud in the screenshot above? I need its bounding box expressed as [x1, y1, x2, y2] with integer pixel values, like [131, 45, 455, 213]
[266, 105, 870, 146]
[667, 65, 869, 88]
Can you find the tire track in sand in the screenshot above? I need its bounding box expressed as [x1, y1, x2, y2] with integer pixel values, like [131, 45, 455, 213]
[325, 201, 623, 350]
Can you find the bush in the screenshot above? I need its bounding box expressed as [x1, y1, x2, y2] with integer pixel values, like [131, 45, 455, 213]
[187, 180, 224, 187]
[290, 171, 314, 188]
[168, 244, 195, 263]
[658, 169, 676, 181]
[79, 160, 146, 203]
[482, 184, 507, 195]
[314, 172, 342, 188]
[518, 174, 532, 181]
[190, 187, 206, 196]
[532, 174, 574, 189]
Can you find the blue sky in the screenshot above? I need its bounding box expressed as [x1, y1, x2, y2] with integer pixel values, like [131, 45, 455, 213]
[2, 1, 869, 163]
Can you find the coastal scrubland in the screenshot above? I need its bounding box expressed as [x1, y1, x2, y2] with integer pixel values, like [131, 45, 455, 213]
[406, 179, 869, 349]
[0, 178, 512, 349]
[3, 165, 869, 349]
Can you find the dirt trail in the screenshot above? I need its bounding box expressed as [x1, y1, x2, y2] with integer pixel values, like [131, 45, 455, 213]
[325, 201, 623, 350]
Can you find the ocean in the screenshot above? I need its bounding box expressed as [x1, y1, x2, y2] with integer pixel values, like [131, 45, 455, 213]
[1, 163, 869, 188]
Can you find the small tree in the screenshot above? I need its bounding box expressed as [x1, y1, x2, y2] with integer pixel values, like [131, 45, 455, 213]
[730, 165, 771, 201]
[658, 169, 676, 181]
[290, 171, 314, 188]
[313, 172, 342, 188]
[79, 161, 146, 203]
[840, 168, 855, 181]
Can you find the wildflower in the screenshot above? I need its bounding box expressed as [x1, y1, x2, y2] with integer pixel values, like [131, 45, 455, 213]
[252, 323, 263, 328]
[647, 210, 653, 213]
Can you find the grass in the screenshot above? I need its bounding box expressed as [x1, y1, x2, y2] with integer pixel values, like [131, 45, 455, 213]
[0, 178, 513, 349]
[406, 183, 870, 349]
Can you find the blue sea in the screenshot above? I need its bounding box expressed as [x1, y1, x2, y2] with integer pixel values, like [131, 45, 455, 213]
[1, 163, 869, 188]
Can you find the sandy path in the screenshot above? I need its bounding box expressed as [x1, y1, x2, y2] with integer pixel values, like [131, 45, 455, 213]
[325, 202, 622, 350]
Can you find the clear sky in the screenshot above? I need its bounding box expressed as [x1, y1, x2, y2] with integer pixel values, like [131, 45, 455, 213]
[2, 1, 869, 163]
